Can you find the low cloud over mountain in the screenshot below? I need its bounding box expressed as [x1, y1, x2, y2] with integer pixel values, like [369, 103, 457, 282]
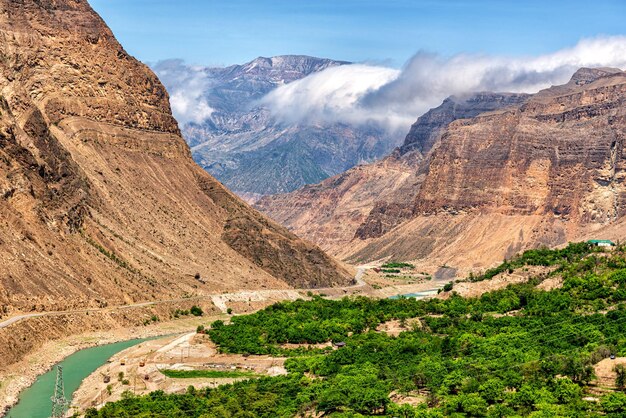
[153, 59, 216, 124]
[260, 36, 626, 132]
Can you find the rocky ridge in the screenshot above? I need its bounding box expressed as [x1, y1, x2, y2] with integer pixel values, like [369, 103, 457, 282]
[0, 0, 352, 320]
[256, 92, 529, 252]
[257, 68, 626, 272]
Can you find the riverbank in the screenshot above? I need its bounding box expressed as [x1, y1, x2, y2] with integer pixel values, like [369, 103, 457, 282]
[70, 331, 289, 414]
[0, 315, 219, 416]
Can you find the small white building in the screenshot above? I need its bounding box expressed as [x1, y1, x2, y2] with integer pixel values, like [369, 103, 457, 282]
[588, 239, 616, 248]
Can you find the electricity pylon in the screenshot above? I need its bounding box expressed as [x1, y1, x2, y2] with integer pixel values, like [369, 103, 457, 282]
[50, 365, 69, 418]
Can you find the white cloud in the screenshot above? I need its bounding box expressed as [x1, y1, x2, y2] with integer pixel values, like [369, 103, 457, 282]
[152, 59, 215, 124]
[258, 64, 401, 127]
[261, 36, 626, 133]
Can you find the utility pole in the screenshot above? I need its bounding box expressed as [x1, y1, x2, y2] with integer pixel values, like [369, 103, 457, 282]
[51, 365, 69, 418]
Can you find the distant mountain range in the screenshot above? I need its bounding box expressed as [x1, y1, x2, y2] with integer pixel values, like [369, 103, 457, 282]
[157, 55, 401, 199]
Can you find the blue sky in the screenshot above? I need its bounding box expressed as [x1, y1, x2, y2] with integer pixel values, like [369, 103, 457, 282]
[89, 0, 626, 67]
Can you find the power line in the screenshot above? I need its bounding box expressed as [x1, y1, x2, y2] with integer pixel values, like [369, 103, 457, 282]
[51, 365, 69, 418]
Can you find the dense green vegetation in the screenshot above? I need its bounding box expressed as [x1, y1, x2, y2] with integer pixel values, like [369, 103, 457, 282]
[160, 369, 255, 379]
[470, 242, 596, 282]
[381, 262, 415, 269]
[87, 243, 626, 417]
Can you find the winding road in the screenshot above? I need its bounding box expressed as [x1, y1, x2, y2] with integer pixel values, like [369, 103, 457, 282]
[0, 267, 369, 329]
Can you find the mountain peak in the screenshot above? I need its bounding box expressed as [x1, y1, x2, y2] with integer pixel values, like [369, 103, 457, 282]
[569, 67, 622, 85]
[241, 55, 349, 73]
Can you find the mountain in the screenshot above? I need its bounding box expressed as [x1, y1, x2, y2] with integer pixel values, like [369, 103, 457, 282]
[0, 0, 352, 318]
[257, 68, 626, 272]
[256, 92, 529, 253]
[157, 56, 400, 199]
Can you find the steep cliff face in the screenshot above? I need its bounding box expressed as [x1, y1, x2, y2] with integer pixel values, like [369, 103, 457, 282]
[158, 56, 400, 198]
[0, 0, 351, 316]
[355, 92, 530, 241]
[351, 68, 626, 268]
[258, 69, 626, 272]
[256, 93, 528, 252]
[412, 68, 625, 219]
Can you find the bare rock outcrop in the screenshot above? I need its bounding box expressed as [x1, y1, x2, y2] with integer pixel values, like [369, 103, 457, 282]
[257, 92, 529, 253]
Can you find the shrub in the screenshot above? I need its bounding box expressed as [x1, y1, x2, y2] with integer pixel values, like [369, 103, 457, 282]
[616, 364, 626, 390]
[190, 305, 203, 316]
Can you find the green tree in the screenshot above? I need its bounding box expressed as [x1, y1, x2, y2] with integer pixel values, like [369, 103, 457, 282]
[615, 363, 626, 390]
[190, 305, 203, 316]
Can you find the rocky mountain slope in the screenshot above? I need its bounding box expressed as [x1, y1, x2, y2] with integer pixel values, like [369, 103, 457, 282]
[159, 56, 399, 199]
[257, 68, 626, 272]
[0, 0, 352, 317]
[256, 92, 529, 252]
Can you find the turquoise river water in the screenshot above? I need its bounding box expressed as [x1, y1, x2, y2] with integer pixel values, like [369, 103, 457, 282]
[388, 288, 441, 300]
[6, 338, 149, 418]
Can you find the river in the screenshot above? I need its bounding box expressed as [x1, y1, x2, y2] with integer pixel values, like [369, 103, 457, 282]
[388, 288, 441, 299]
[6, 338, 149, 418]
[5, 281, 442, 417]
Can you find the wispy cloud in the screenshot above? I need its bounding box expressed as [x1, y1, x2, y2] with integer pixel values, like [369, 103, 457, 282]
[152, 59, 215, 124]
[260, 36, 626, 132]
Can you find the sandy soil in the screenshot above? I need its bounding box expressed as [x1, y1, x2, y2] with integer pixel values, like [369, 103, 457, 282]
[536, 276, 564, 291]
[438, 266, 555, 299]
[390, 390, 427, 407]
[593, 356, 626, 389]
[376, 318, 422, 337]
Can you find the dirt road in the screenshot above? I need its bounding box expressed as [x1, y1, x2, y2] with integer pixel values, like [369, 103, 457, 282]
[0, 267, 369, 329]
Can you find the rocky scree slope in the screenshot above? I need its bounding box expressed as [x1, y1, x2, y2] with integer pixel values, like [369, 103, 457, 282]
[257, 68, 626, 271]
[0, 0, 352, 318]
[172, 55, 400, 198]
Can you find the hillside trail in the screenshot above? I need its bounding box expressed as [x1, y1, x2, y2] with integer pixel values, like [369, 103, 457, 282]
[0, 267, 369, 328]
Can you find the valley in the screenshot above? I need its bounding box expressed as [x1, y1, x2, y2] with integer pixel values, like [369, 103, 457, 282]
[71, 243, 626, 417]
[156, 56, 401, 199]
[257, 69, 626, 276]
[1, 0, 625, 416]
[1, 266, 446, 416]
[0, 0, 359, 383]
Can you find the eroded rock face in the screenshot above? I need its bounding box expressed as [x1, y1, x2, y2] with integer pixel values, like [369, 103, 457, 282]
[257, 69, 626, 271]
[0, 0, 352, 316]
[256, 92, 529, 252]
[400, 92, 530, 155]
[354, 92, 530, 241]
[412, 69, 626, 220]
